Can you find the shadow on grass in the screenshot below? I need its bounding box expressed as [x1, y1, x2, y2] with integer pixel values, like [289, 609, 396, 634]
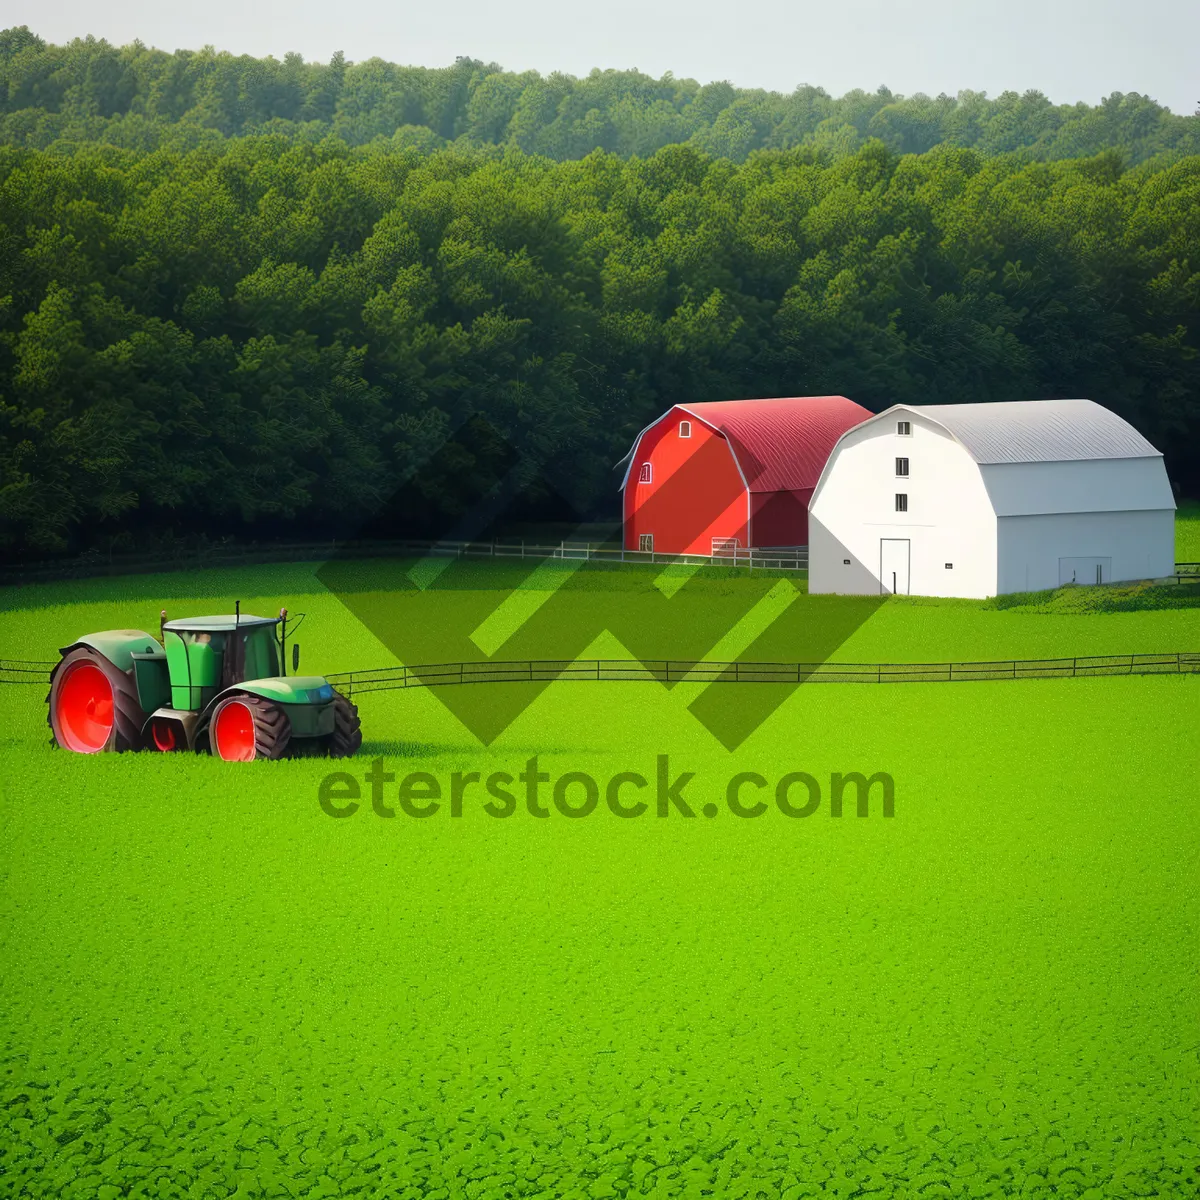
[318, 555, 806, 596]
[0, 561, 334, 614]
[357, 739, 467, 759]
[985, 580, 1200, 614]
[357, 738, 620, 758]
[0, 556, 810, 614]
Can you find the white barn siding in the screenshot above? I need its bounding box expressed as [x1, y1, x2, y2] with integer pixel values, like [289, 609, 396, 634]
[978, 458, 1176, 517]
[984, 457, 1176, 592]
[808, 411, 997, 598]
[996, 510, 1176, 593]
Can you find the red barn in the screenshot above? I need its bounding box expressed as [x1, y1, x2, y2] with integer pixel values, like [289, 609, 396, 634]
[619, 396, 872, 554]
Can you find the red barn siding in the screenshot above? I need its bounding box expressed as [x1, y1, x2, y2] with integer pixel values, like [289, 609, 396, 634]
[621, 396, 873, 554]
[751, 488, 814, 547]
[623, 410, 747, 554]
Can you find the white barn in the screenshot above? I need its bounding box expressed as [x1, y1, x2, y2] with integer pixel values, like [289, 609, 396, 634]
[808, 399, 1176, 598]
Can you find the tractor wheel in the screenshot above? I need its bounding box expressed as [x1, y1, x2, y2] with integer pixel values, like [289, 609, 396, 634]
[47, 646, 146, 753]
[328, 690, 362, 758]
[207, 693, 291, 762]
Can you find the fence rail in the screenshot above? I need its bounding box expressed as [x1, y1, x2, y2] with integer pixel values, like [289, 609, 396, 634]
[369, 538, 809, 570]
[0, 537, 807, 584]
[325, 651, 1200, 697]
[4, 538, 1200, 586]
[6, 652, 1197, 691]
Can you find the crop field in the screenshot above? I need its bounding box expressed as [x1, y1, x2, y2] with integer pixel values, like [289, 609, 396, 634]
[1177, 499, 1200, 561]
[1, 520, 1199, 1198]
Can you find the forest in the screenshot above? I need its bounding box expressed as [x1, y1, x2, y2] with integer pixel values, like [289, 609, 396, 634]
[0, 27, 1198, 557]
[2, 27, 1198, 164]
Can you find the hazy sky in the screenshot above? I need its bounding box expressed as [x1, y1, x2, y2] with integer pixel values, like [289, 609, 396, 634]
[12, 0, 1199, 115]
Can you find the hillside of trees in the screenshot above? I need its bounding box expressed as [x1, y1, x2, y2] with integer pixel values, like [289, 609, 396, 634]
[0, 29, 1198, 557]
[2, 26, 1198, 165]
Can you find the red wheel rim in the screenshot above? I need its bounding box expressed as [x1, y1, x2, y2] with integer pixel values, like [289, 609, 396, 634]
[212, 700, 256, 762]
[152, 719, 178, 752]
[55, 661, 115, 753]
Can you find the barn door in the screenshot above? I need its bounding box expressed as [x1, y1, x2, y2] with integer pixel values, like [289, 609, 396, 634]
[879, 539, 910, 595]
[1058, 557, 1112, 586]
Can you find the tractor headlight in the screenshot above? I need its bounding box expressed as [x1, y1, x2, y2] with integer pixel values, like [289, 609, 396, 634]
[309, 683, 334, 702]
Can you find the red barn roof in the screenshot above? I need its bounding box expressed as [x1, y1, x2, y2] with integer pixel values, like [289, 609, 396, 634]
[673, 396, 873, 492]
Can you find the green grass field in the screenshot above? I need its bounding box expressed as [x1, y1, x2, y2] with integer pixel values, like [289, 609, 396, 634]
[1176, 500, 1200, 561]
[2, 521, 1199, 1198]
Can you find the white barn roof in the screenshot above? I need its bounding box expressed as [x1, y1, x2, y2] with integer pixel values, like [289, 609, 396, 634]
[898, 399, 1161, 464]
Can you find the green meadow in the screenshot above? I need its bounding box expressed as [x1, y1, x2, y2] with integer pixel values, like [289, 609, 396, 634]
[1, 523, 1198, 1197]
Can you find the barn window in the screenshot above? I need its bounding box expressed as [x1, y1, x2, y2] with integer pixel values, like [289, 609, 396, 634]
[897, 421, 912, 436]
[638, 462, 652, 484]
[679, 420, 692, 438]
[895, 457, 909, 476]
[895, 493, 908, 512]
[639, 534, 654, 552]
[945, 563, 953, 569]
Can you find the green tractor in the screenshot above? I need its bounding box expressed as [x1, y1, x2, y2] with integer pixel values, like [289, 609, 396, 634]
[47, 606, 361, 761]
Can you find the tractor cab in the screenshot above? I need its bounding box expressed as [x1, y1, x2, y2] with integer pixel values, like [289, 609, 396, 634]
[162, 614, 283, 710]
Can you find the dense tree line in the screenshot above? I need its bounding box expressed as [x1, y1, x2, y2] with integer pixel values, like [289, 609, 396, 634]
[1, 128, 1197, 556]
[2, 26, 1199, 166]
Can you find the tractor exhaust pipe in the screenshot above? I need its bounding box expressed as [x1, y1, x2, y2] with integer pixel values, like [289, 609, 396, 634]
[279, 607, 288, 677]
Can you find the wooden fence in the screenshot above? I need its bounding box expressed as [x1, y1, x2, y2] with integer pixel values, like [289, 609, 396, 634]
[7, 651, 1197, 694]
[0, 537, 807, 584]
[323, 652, 1200, 696]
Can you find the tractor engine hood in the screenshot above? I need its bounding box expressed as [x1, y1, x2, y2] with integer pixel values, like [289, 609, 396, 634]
[215, 676, 334, 705]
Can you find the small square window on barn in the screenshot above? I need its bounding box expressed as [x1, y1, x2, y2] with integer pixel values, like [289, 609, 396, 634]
[895, 457, 909, 477]
[895, 493, 908, 512]
[638, 462, 652, 484]
[897, 420, 912, 436]
[679, 420, 692, 438]
[639, 534, 654, 552]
